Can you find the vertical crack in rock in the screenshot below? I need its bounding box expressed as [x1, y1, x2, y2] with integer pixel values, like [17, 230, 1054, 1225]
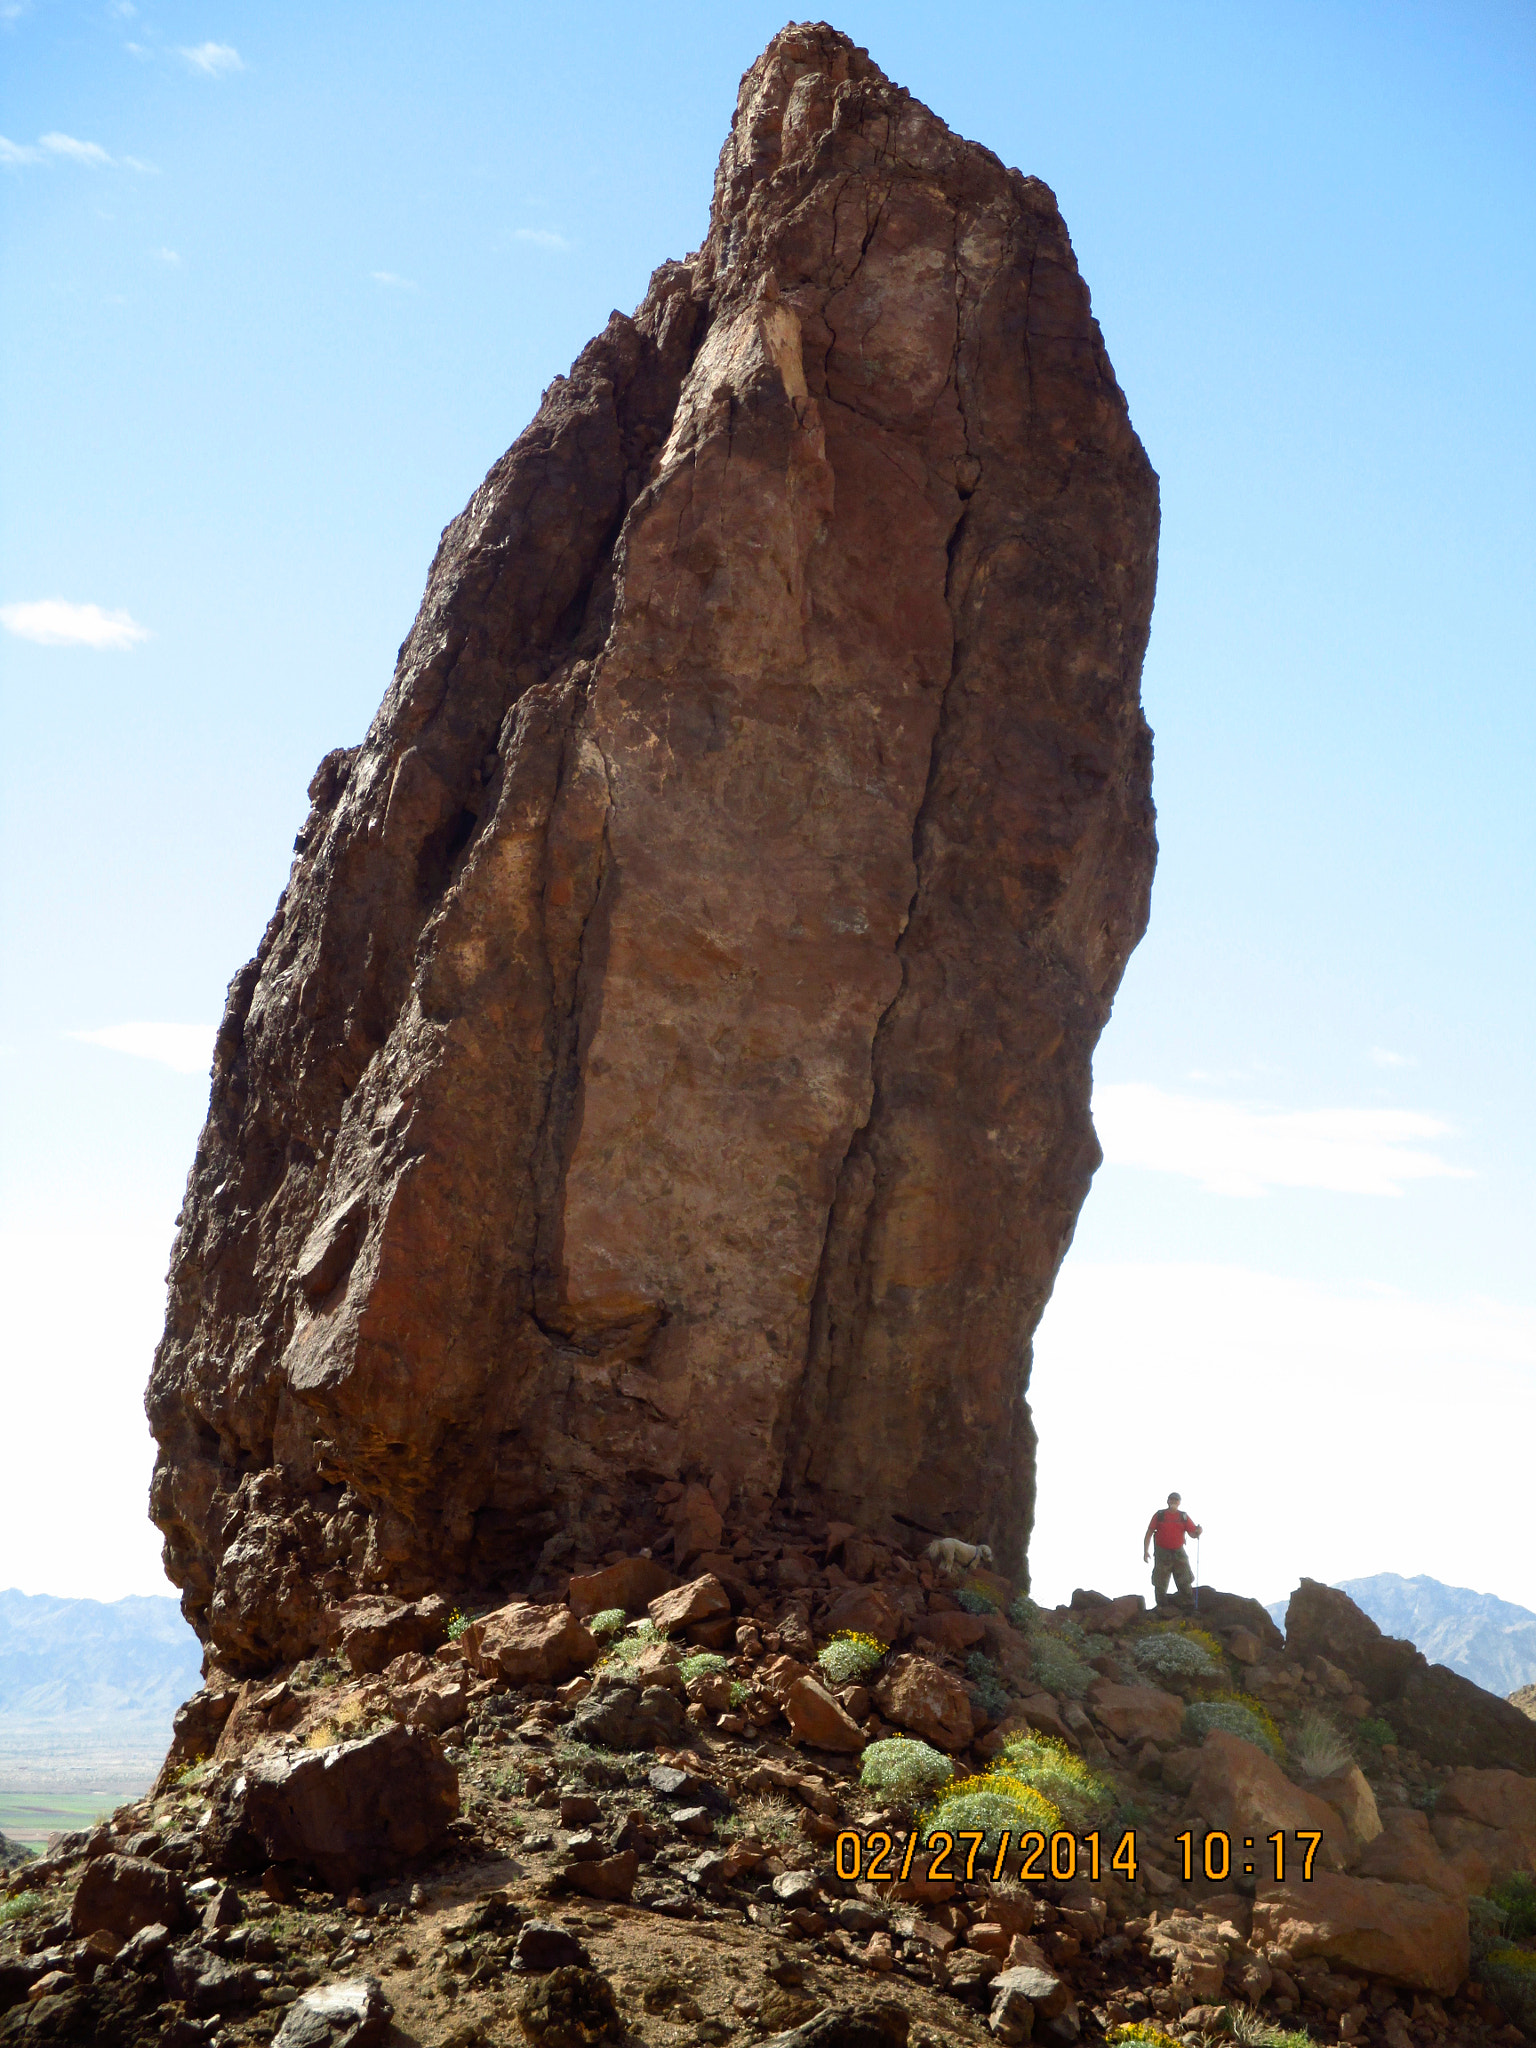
[147, 23, 1158, 1671]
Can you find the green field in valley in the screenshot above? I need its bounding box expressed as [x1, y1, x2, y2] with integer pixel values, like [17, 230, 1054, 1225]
[0, 1788, 140, 1856]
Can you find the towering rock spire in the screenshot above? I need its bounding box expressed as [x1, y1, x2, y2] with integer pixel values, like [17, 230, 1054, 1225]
[148, 23, 1158, 1671]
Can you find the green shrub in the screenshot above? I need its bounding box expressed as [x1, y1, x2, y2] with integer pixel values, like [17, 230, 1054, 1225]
[1478, 1943, 1536, 2033]
[1133, 1631, 1221, 1681]
[446, 1607, 473, 1642]
[859, 1737, 954, 1802]
[678, 1651, 728, 1683]
[1354, 1715, 1395, 1755]
[0, 1894, 41, 1925]
[598, 1618, 659, 1669]
[965, 1651, 1010, 1721]
[958, 1585, 1001, 1616]
[1008, 1594, 1043, 1631]
[923, 1774, 1061, 1865]
[1184, 1697, 1283, 1759]
[586, 1608, 627, 1641]
[997, 1732, 1115, 1833]
[817, 1631, 886, 1686]
[1222, 2009, 1317, 2048]
[1027, 1632, 1096, 1699]
[1106, 2027, 1184, 2048]
[1489, 1870, 1536, 1941]
[728, 1680, 749, 1708]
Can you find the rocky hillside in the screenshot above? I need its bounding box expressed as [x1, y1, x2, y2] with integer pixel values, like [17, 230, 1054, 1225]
[1268, 1580, 1536, 1701]
[4, 1518, 1535, 2048]
[145, 16, 1160, 1677]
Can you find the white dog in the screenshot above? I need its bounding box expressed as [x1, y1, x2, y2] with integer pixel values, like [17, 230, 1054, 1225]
[924, 1537, 994, 1579]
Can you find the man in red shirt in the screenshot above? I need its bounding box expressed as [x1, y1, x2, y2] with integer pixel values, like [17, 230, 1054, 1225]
[1142, 1492, 1202, 1609]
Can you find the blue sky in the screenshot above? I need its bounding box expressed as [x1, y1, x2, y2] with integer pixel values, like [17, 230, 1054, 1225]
[2, 1, 1532, 1615]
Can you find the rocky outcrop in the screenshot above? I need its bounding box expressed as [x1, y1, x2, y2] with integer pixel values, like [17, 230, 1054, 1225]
[147, 23, 1158, 1672]
[1285, 1580, 1536, 1773]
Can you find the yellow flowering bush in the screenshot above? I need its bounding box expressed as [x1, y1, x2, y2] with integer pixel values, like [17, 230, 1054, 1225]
[817, 1630, 886, 1686]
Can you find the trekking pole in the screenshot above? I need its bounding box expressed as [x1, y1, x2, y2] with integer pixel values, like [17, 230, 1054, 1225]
[1194, 1536, 1201, 1614]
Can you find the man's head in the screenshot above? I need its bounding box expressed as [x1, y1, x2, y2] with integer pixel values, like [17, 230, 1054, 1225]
[1167, 1492, 1181, 1506]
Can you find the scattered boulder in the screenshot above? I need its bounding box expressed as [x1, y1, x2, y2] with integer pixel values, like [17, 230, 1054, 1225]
[327, 1594, 449, 1675]
[1251, 1873, 1470, 1997]
[667, 1484, 724, 1569]
[562, 1850, 639, 1902]
[70, 1854, 188, 1940]
[223, 1722, 459, 1890]
[513, 1922, 594, 1973]
[784, 1675, 866, 1753]
[822, 1587, 905, 1648]
[873, 1654, 973, 1752]
[164, 1943, 259, 2016]
[272, 1976, 393, 2048]
[1510, 1681, 1536, 1722]
[1085, 1681, 1183, 1745]
[647, 1575, 732, 1636]
[922, 1611, 989, 1655]
[1354, 1807, 1467, 1898]
[154, 1686, 240, 1787]
[460, 1602, 598, 1686]
[1427, 1766, 1536, 1889]
[566, 1558, 676, 1620]
[569, 1683, 689, 1752]
[1310, 1763, 1383, 1847]
[1188, 1730, 1352, 1872]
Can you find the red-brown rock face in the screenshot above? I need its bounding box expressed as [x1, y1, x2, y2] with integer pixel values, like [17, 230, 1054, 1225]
[147, 24, 1158, 1672]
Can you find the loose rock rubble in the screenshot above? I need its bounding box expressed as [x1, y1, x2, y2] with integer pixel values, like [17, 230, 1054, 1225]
[4, 1532, 1534, 2048]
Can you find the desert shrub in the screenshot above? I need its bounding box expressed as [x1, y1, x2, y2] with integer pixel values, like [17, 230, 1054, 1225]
[1008, 1594, 1043, 1631]
[0, 1894, 41, 1925]
[1184, 1695, 1283, 1759]
[586, 1608, 627, 1641]
[818, 1631, 886, 1686]
[1289, 1708, 1355, 1779]
[732, 1791, 798, 1844]
[677, 1651, 728, 1683]
[958, 1584, 1001, 1616]
[728, 1680, 749, 1708]
[598, 1618, 660, 1669]
[1478, 1944, 1536, 2033]
[965, 1651, 1010, 1721]
[1027, 1632, 1097, 1700]
[1133, 1631, 1221, 1682]
[997, 1732, 1116, 1833]
[1489, 1870, 1536, 1941]
[859, 1736, 954, 1801]
[1354, 1715, 1395, 1755]
[446, 1607, 472, 1642]
[1221, 2009, 1316, 2048]
[1106, 2028, 1184, 2048]
[923, 1773, 1061, 1865]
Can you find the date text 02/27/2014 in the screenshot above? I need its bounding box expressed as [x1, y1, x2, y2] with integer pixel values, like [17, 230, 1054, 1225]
[831, 1828, 1328, 1887]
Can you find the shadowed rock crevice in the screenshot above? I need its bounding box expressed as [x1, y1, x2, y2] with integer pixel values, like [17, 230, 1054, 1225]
[148, 22, 1158, 1673]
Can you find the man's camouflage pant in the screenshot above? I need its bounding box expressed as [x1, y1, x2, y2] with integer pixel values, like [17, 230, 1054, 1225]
[1152, 1545, 1194, 1604]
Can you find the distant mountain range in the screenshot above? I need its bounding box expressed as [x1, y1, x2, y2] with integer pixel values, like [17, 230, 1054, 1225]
[0, 1588, 202, 1784]
[1267, 1574, 1536, 1698]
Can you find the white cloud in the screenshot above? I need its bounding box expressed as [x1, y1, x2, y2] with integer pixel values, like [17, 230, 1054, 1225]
[1030, 1259, 1536, 1611]
[1, 599, 150, 649]
[41, 131, 113, 166]
[1370, 1046, 1418, 1070]
[179, 40, 242, 76]
[512, 227, 570, 250]
[69, 1023, 215, 1076]
[152, 246, 180, 265]
[1093, 1081, 1469, 1198]
[370, 270, 417, 290]
[0, 135, 41, 165]
[122, 154, 157, 173]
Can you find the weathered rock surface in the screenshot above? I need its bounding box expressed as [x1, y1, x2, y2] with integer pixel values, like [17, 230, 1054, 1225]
[458, 1601, 598, 1685]
[1251, 1873, 1470, 1998]
[1187, 1730, 1352, 1873]
[69, 1855, 188, 1940]
[217, 1723, 458, 1889]
[1283, 1580, 1536, 1772]
[873, 1652, 973, 1751]
[273, 1976, 392, 2048]
[146, 22, 1158, 1671]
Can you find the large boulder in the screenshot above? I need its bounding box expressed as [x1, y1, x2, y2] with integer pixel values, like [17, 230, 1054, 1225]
[1427, 1767, 1536, 1890]
[873, 1654, 973, 1752]
[70, 1855, 189, 1940]
[222, 1722, 458, 1890]
[1283, 1580, 1536, 1772]
[272, 1975, 393, 2047]
[647, 1575, 731, 1636]
[326, 1594, 449, 1674]
[1354, 1807, 1467, 1898]
[823, 1587, 905, 1647]
[459, 1601, 598, 1686]
[567, 1558, 676, 1619]
[1310, 1764, 1383, 1848]
[143, 21, 1159, 1672]
[784, 1675, 866, 1753]
[1187, 1730, 1352, 1873]
[569, 1682, 689, 1752]
[1251, 1873, 1470, 1997]
[1085, 1681, 1182, 1745]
